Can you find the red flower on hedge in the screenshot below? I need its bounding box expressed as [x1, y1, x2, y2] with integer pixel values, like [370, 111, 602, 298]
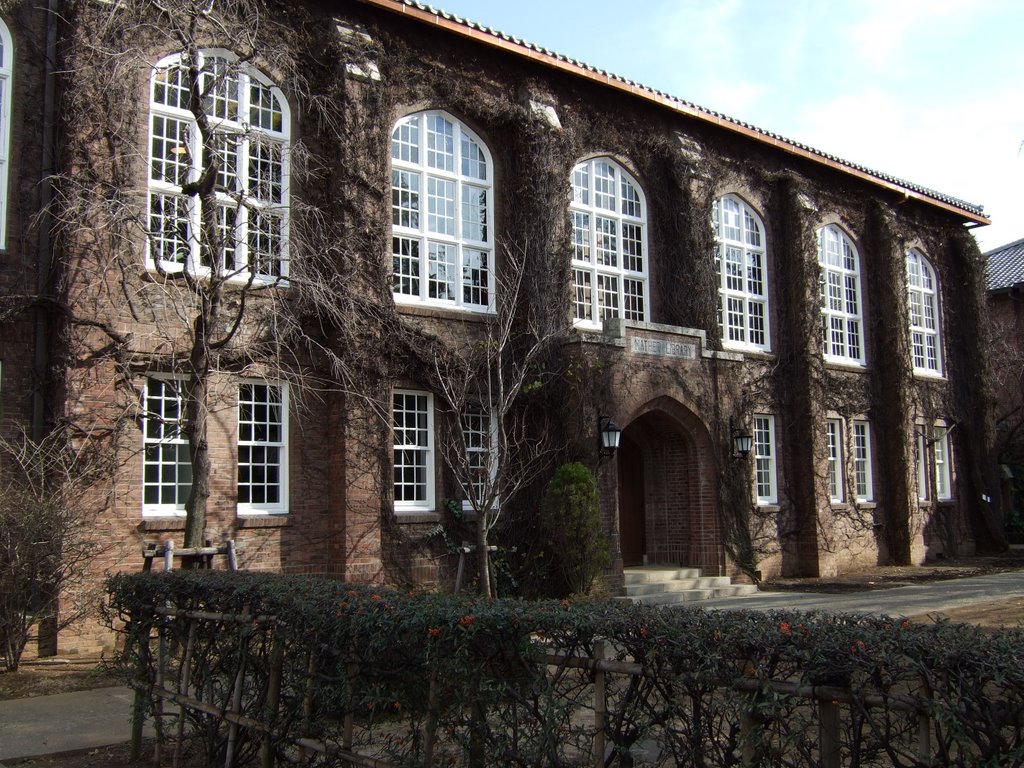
[370, 594, 382, 601]
[779, 621, 792, 635]
[459, 615, 475, 627]
[427, 627, 441, 637]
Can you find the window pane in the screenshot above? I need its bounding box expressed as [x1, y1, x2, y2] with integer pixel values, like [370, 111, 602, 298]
[390, 112, 493, 312]
[714, 196, 769, 352]
[238, 382, 286, 511]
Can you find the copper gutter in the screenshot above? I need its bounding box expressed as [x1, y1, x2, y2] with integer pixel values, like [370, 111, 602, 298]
[357, 0, 989, 226]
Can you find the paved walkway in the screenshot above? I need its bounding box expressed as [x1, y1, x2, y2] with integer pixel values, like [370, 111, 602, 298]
[698, 569, 1024, 617]
[2, 571, 1024, 762]
[0, 685, 149, 762]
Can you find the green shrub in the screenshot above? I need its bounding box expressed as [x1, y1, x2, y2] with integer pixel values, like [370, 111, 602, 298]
[540, 462, 610, 596]
[107, 572, 1024, 768]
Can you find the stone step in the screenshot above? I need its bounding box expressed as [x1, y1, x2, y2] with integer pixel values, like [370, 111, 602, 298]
[618, 567, 758, 606]
[623, 567, 701, 584]
[623, 576, 731, 596]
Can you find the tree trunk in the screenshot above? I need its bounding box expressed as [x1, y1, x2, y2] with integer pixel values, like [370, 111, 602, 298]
[183, 366, 210, 549]
[476, 515, 492, 599]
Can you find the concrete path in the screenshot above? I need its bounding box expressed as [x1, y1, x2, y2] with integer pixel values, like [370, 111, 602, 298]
[0, 685, 146, 762]
[697, 569, 1024, 618]
[2, 570, 1023, 762]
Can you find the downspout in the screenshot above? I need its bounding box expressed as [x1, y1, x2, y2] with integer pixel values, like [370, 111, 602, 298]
[32, 0, 58, 441]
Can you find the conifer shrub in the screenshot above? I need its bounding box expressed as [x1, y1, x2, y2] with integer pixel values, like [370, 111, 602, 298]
[540, 462, 610, 596]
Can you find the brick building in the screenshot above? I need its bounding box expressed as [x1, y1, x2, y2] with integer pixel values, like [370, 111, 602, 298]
[0, 0, 1002, 653]
[986, 239, 1024, 530]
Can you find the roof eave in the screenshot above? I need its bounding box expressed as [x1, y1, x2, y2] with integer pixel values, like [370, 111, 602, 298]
[358, 0, 989, 226]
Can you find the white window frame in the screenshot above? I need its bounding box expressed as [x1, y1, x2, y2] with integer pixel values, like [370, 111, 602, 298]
[907, 249, 943, 376]
[916, 428, 929, 502]
[147, 49, 290, 281]
[852, 420, 873, 502]
[570, 157, 648, 328]
[142, 376, 190, 516]
[818, 224, 865, 366]
[390, 111, 494, 312]
[461, 406, 498, 513]
[713, 196, 770, 352]
[826, 418, 843, 503]
[753, 414, 777, 504]
[393, 390, 435, 513]
[0, 20, 12, 247]
[934, 425, 952, 501]
[237, 380, 288, 515]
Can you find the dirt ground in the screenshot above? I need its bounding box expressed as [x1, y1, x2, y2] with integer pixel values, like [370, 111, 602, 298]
[4, 552, 1024, 766]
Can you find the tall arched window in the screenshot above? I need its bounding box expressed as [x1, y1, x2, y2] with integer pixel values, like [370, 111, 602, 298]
[570, 157, 648, 326]
[148, 50, 290, 279]
[0, 19, 12, 247]
[391, 111, 494, 312]
[817, 224, 864, 365]
[713, 195, 769, 351]
[907, 249, 942, 375]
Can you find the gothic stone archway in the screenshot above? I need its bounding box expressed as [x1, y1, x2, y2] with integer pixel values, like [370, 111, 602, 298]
[616, 400, 723, 574]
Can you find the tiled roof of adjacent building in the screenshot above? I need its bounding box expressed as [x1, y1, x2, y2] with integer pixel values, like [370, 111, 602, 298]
[985, 238, 1024, 292]
[360, 0, 989, 225]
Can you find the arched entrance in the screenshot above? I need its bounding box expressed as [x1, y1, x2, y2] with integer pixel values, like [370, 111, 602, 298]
[616, 401, 723, 574]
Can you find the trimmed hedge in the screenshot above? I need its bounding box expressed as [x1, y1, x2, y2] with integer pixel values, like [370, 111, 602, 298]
[107, 571, 1024, 766]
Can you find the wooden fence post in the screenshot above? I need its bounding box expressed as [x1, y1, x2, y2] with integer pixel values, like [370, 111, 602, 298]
[260, 636, 285, 768]
[171, 620, 198, 768]
[223, 613, 252, 768]
[163, 539, 174, 572]
[918, 675, 933, 762]
[422, 670, 440, 768]
[593, 640, 606, 768]
[130, 622, 153, 761]
[299, 651, 318, 765]
[818, 698, 841, 768]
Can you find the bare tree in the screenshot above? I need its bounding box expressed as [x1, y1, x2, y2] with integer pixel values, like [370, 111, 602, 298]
[47, 0, 363, 552]
[0, 429, 103, 671]
[431, 243, 568, 597]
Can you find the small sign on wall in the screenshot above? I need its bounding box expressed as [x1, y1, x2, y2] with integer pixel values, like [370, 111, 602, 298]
[630, 337, 697, 360]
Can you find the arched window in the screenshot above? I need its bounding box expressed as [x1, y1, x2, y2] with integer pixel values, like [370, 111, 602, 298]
[817, 224, 864, 365]
[713, 195, 769, 351]
[570, 157, 647, 326]
[148, 50, 290, 279]
[391, 111, 494, 311]
[0, 19, 12, 246]
[907, 249, 942, 375]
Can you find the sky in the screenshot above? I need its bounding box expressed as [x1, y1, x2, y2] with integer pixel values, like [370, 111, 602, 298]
[429, 0, 1024, 252]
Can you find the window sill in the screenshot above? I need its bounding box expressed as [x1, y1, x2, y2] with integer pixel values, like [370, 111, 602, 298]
[855, 501, 877, 509]
[755, 503, 780, 512]
[395, 510, 441, 524]
[394, 301, 493, 322]
[919, 501, 955, 512]
[143, 264, 288, 288]
[139, 517, 187, 532]
[724, 345, 773, 359]
[236, 515, 290, 528]
[823, 359, 867, 373]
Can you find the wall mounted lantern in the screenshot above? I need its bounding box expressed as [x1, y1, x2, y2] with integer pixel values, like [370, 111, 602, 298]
[598, 415, 622, 461]
[731, 421, 753, 461]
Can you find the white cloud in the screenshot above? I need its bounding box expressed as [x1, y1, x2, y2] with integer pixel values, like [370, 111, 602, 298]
[790, 87, 1024, 250]
[845, 0, 997, 72]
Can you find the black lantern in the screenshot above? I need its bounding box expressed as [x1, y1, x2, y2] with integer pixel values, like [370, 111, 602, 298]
[732, 427, 754, 461]
[598, 415, 622, 460]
